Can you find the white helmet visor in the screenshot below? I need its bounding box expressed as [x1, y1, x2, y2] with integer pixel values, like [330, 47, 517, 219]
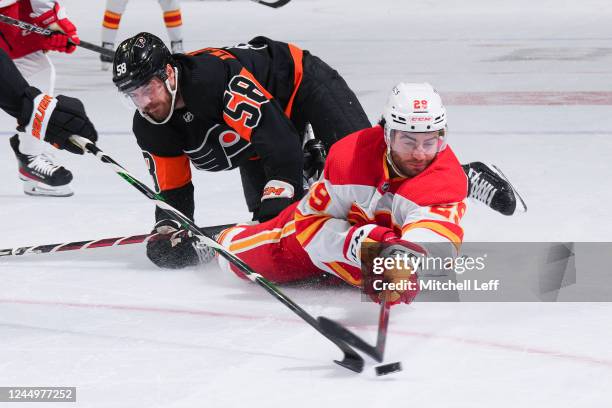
[387, 128, 447, 155]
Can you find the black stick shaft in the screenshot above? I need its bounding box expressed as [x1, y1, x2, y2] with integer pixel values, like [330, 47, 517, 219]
[375, 297, 391, 359]
[71, 136, 363, 373]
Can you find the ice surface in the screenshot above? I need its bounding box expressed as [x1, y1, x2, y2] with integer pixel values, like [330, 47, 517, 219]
[1, 1, 611, 407]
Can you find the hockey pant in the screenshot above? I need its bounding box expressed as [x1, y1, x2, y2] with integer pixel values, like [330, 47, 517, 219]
[291, 52, 371, 151]
[217, 201, 325, 283]
[239, 52, 371, 215]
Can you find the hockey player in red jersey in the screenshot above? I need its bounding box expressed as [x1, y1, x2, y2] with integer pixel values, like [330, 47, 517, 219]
[159, 83, 467, 305]
[0, 0, 81, 196]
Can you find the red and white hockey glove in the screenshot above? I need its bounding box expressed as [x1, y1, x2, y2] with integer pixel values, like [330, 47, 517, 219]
[32, 3, 80, 53]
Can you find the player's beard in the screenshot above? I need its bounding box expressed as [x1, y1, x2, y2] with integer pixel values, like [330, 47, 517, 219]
[389, 150, 435, 177]
[144, 95, 171, 122]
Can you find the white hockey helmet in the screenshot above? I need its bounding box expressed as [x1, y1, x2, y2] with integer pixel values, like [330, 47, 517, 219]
[383, 82, 448, 151]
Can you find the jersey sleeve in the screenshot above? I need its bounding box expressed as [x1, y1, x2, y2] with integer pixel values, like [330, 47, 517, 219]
[0, 49, 31, 119]
[133, 114, 194, 222]
[294, 173, 395, 287]
[398, 199, 466, 258]
[222, 67, 304, 197]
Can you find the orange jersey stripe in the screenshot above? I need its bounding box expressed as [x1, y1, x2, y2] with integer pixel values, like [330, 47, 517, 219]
[324, 262, 361, 286]
[163, 10, 182, 18]
[347, 203, 371, 225]
[295, 215, 330, 247]
[149, 154, 192, 191]
[402, 220, 464, 251]
[284, 43, 304, 118]
[103, 11, 121, 28]
[103, 21, 119, 29]
[188, 48, 236, 60]
[104, 10, 122, 19]
[229, 221, 296, 253]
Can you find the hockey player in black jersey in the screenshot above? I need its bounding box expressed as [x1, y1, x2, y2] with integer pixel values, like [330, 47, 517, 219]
[112, 32, 372, 267]
[113, 32, 369, 223]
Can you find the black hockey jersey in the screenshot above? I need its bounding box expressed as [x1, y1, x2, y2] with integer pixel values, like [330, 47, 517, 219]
[133, 36, 308, 222]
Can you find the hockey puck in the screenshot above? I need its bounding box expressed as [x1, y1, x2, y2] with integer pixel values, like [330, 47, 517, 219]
[375, 361, 402, 376]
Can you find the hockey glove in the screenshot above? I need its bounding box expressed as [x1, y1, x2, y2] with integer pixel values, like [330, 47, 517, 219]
[255, 179, 296, 222]
[33, 2, 80, 53]
[463, 162, 518, 216]
[19, 87, 98, 154]
[363, 230, 422, 306]
[303, 138, 326, 183]
[146, 219, 215, 269]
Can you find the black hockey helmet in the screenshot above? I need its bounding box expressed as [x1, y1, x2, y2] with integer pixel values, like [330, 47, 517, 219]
[112, 32, 174, 93]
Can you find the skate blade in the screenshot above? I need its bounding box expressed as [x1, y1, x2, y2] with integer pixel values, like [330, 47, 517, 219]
[491, 164, 527, 213]
[23, 180, 74, 197]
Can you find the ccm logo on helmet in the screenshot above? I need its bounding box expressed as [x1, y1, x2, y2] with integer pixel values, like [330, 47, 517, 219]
[411, 117, 432, 122]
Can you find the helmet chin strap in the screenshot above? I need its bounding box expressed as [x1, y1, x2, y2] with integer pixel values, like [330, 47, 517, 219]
[384, 126, 409, 178]
[140, 67, 179, 125]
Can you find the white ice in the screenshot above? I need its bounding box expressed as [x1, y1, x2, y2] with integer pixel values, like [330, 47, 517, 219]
[1, 0, 611, 407]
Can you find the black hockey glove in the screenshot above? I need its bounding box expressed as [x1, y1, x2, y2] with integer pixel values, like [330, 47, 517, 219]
[146, 219, 215, 269]
[19, 86, 98, 155]
[254, 179, 297, 222]
[303, 138, 327, 182]
[463, 162, 521, 216]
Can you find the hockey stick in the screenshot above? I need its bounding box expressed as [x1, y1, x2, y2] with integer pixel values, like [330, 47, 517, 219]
[69, 136, 364, 373]
[0, 14, 115, 58]
[250, 0, 292, 8]
[0, 224, 234, 258]
[318, 296, 391, 363]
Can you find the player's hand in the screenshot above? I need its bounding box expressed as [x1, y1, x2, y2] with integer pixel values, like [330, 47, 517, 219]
[35, 3, 80, 53]
[255, 179, 296, 222]
[19, 87, 98, 155]
[369, 244, 420, 306]
[146, 220, 215, 269]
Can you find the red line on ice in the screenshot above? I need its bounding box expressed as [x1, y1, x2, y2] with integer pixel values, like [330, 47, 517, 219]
[2, 298, 612, 369]
[442, 91, 612, 105]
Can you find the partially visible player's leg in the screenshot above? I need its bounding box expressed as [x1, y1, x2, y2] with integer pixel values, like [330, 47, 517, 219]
[239, 160, 268, 217]
[100, 0, 129, 70]
[217, 202, 323, 283]
[294, 53, 371, 150]
[12, 52, 73, 197]
[158, 0, 183, 53]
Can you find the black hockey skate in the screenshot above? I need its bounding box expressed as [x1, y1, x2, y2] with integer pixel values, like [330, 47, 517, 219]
[462, 162, 527, 216]
[10, 135, 74, 197]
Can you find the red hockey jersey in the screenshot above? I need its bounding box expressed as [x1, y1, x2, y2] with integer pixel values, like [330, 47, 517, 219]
[293, 125, 468, 285]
